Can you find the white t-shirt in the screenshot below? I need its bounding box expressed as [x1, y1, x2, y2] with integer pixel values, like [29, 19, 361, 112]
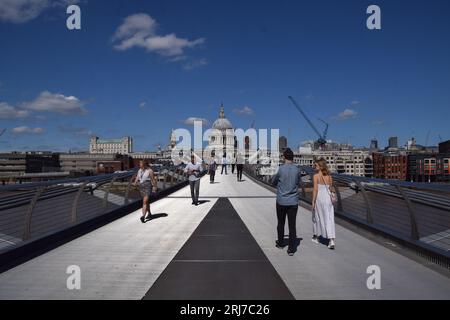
[185, 162, 203, 181]
[137, 168, 152, 183]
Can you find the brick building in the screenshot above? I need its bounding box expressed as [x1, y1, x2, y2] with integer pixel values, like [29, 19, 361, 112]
[372, 152, 408, 180]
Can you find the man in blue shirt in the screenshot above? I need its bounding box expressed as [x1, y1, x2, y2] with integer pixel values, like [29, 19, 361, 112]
[271, 148, 300, 256]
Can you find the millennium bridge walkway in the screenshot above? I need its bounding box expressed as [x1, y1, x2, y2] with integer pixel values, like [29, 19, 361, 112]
[0, 167, 450, 299]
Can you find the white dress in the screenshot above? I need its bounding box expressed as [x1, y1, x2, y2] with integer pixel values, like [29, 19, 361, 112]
[313, 183, 336, 239]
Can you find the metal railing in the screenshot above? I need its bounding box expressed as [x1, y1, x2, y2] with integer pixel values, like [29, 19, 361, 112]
[244, 164, 450, 267]
[0, 165, 188, 254]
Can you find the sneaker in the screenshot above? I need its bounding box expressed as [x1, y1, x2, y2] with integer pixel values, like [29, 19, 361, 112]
[311, 236, 319, 244]
[328, 240, 335, 250]
[140, 216, 145, 223]
[287, 249, 296, 256]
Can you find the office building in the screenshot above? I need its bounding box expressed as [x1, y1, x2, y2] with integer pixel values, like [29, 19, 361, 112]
[294, 147, 373, 177]
[278, 136, 288, 153]
[388, 137, 398, 149]
[60, 153, 131, 175]
[373, 152, 408, 180]
[0, 152, 60, 177]
[90, 136, 133, 155]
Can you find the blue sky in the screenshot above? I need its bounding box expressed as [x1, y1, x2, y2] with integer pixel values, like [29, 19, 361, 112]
[1, 0, 449, 152]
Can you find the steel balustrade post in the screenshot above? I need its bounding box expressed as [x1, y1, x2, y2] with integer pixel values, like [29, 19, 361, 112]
[353, 179, 374, 224]
[300, 179, 306, 199]
[162, 172, 167, 189]
[395, 185, 420, 240]
[71, 183, 87, 224]
[23, 187, 46, 241]
[124, 176, 134, 205]
[333, 181, 343, 212]
[170, 170, 175, 187]
[103, 176, 118, 211]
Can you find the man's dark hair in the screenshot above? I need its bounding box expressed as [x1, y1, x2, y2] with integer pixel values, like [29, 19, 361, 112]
[283, 148, 294, 161]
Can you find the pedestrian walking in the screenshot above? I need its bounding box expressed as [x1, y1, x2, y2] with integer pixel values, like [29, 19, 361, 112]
[133, 160, 157, 223]
[221, 155, 228, 175]
[185, 155, 204, 205]
[271, 148, 300, 256]
[209, 159, 217, 183]
[311, 158, 336, 249]
[236, 153, 244, 182]
[231, 156, 236, 174]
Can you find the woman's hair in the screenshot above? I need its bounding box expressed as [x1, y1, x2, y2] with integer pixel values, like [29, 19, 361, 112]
[315, 158, 330, 176]
[139, 159, 150, 168]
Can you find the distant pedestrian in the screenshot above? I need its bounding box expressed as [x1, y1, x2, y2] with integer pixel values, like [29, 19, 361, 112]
[236, 153, 244, 182]
[209, 159, 217, 183]
[271, 148, 300, 256]
[185, 155, 204, 205]
[231, 156, 236, 174]
[134, 160, 157, 223]
[312, 158, 336, 249]
[221, 155, 228, 175]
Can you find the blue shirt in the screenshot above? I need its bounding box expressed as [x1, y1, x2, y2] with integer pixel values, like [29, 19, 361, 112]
[271, 163, 300, 206]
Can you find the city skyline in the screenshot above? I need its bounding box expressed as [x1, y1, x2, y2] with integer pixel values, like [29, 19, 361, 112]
[1, 0, 450, 152]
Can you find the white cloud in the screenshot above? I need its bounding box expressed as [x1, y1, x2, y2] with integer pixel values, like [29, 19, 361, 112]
[350, 100, 360, 106]
[183, 58, 208, 70]
[113, 13, 205, 58]
[372, 119, 386, 126]
[233, 106, 254, 115]
[11, 126, 44, 134]
[22, 91, 87, 115]
[0, 102, 29, 119]
[58, 124, 92, 136]
[0, 0, 79, 23]
[139, 101, 147, 109]
[0, 0, 48, 23]
[182, 117, 209, 126]
[335, 109, 358, 121]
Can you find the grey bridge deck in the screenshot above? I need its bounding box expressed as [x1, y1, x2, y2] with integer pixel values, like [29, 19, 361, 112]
[0, 173, 449, 299]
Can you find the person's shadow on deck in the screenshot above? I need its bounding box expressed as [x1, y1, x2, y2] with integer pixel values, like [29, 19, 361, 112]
[318, 236, 331, 247]
[196, 200, 211, 205]
[145, 213, 168, 222]
[278, 237, 303, 252]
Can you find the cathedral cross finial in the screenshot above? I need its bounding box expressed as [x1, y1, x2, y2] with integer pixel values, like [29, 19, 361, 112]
[219, 103, 225, 119]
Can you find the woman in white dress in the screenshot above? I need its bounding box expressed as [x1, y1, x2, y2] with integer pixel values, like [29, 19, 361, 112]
[311, 158, 336, 249]
[134, 160, 157, 223]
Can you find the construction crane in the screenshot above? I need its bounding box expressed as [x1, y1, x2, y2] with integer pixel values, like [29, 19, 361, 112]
[0, 129, 5, 137]
[424, 130, 431, 147]
[288, 96, 328, 147]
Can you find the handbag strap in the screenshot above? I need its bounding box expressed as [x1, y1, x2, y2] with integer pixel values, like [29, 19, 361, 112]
[319, 173, 334, 201]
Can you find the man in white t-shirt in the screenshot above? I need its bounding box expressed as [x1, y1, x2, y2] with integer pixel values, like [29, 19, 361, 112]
[221, 155, 228, 175]
[184, 155, 204, 205]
